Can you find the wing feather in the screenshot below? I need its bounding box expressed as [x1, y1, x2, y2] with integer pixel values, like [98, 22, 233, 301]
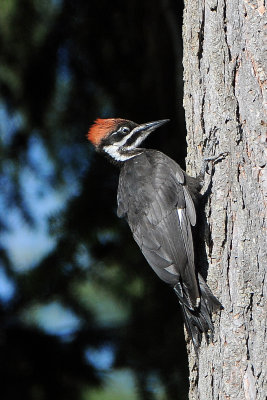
[117, 150, 200, 306]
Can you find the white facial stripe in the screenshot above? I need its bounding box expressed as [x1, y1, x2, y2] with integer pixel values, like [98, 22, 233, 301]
[124, 131, 150, 150]
[124, 125, 158, 150]
[103, 145, 137, 161]
[103, 125, 150, 161]
[111, 126, 140, 149]
[103, 124, 156, 161]
[113, 125, 152, 150]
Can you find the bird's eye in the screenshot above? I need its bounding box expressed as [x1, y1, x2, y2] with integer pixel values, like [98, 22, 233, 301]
[120, 126, 130, 134]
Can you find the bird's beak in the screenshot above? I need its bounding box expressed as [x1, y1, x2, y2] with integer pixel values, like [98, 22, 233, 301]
[124, 119, 170, 150]
[136, 119, 170, 135]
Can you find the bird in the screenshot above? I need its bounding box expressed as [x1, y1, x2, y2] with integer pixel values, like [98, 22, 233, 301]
[87, 117, 222, 350]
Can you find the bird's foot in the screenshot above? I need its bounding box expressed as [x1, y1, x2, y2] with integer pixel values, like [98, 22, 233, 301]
[198, 152, 228, 185]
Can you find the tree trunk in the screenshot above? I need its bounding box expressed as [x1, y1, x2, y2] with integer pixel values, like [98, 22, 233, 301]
[182, 1, 266, 399]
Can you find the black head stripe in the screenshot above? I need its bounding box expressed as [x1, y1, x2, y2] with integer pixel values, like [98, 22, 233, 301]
[125, 130, 143, 147]
[110, 131, 125, 142]
[105, 121, 138, 146]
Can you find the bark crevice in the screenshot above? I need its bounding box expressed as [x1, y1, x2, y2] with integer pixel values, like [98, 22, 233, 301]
[183, 0, 266, 398]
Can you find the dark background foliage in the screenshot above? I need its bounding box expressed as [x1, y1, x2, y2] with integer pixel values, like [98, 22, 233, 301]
[0, 0, 188, 399]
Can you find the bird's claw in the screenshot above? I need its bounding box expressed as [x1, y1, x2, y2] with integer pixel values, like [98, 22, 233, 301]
[203, 152, 229, 175]
[204, 152, 229, 164]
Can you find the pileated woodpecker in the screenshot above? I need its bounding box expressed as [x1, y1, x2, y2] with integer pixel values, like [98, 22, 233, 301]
[87, 118, 222, 350]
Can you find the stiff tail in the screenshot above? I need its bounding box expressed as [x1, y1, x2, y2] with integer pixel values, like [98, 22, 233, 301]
[174, 273, 222, 351]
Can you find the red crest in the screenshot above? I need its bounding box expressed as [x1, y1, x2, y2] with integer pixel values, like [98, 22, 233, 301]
[87, 118, 125, 146]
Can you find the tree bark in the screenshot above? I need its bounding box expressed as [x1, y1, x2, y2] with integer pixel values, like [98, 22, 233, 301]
[183, 1, 266, 399]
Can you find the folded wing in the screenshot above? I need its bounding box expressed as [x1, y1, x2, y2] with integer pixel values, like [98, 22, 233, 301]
[117, 151, 200, 309]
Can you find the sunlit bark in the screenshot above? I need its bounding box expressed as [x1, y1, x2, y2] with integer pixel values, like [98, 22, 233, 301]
[183, 1, 266, 399]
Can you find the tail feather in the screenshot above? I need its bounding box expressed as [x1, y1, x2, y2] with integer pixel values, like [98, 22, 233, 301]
[174, 273, 222, 351]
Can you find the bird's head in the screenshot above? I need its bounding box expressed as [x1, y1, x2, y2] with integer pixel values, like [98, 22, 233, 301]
[87, 118, 169, 162]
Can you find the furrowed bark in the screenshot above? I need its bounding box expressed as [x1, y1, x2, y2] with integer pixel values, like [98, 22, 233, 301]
[183, 1, 266, 399]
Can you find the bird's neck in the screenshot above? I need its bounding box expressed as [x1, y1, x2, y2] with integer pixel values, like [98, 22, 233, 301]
[101, 147, 143, 165]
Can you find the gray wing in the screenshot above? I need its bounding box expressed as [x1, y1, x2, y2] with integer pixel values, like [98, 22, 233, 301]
[117, 151, 199, 309]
